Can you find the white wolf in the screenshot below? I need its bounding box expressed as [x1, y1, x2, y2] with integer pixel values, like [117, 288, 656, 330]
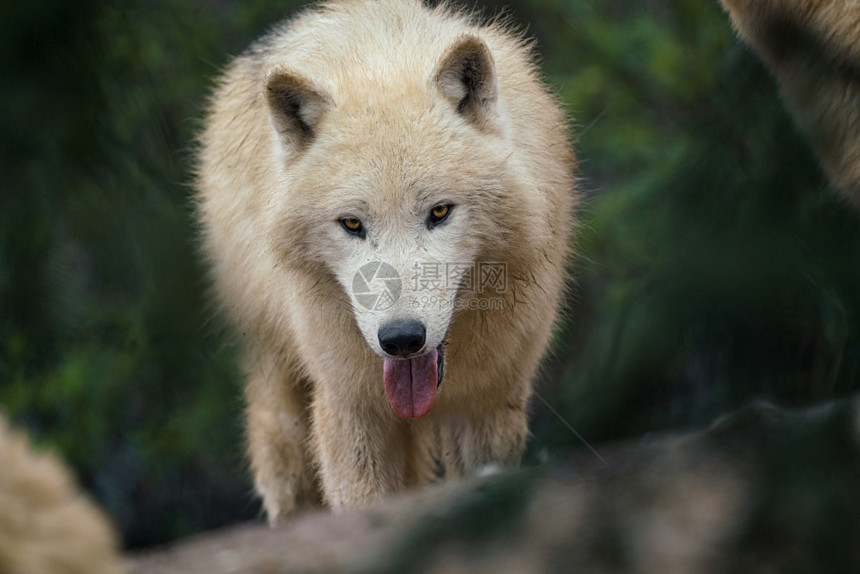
[196, 0, 577, 522]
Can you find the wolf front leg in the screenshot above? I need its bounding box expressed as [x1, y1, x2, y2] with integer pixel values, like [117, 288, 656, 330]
[310, 394, 409, 510]
[460, 399, 530, 474]
[245, 353, 318, 525]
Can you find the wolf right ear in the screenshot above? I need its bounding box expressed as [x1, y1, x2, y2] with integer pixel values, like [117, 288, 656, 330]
[435, 35, 498, 129]
[266, 67, 329, 149]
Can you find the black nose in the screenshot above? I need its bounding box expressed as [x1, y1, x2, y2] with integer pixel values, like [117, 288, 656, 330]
[378, 319, 426, 357]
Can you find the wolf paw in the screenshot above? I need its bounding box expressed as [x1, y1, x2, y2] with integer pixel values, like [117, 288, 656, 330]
[475, 463, 506, 478]
[256, 476, 299, 526]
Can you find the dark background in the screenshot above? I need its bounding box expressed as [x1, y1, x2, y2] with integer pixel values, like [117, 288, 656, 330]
[2, 0, 859, 548]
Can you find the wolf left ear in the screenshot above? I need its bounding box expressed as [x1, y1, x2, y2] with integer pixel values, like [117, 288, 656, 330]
[265, 67, 329, 149]
[435, 35, 498, 128]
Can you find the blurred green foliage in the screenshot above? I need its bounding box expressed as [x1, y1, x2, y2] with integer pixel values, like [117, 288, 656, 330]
[1, 0, 858, 548]
[530, 1, 860, 450]
[1, 0, 306, 546]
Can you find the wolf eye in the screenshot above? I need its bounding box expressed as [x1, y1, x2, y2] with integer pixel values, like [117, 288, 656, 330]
[340, 217, 365, 238]
[428, 204, 452, 228]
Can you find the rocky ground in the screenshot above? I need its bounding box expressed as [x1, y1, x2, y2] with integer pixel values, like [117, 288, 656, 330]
[129, 396, 860, 574]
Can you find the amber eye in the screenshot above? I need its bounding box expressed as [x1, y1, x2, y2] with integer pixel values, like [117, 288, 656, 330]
[339, 217, 365, 237]
[428, 204, 452, 228]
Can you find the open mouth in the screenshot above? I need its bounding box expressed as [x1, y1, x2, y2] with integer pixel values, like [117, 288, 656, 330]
[382, 343, 445, 419]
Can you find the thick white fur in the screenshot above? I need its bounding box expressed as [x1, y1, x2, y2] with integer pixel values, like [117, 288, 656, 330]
[0, 416, 125, 574]
[721, 0, 860, 203]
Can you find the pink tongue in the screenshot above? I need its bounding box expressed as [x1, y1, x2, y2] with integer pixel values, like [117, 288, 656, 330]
[383, 349, 438, 419]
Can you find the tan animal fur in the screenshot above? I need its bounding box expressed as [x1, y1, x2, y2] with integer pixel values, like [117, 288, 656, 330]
[0, 415, 125, 574]
[720, 0, 860, 204]
[196, 0, 576, 523]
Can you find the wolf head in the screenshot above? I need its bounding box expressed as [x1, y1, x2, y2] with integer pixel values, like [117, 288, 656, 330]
[262, 34, 530, 417]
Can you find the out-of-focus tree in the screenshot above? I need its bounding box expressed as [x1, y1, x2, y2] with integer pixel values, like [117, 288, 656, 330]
[527, 1, 860, 453]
